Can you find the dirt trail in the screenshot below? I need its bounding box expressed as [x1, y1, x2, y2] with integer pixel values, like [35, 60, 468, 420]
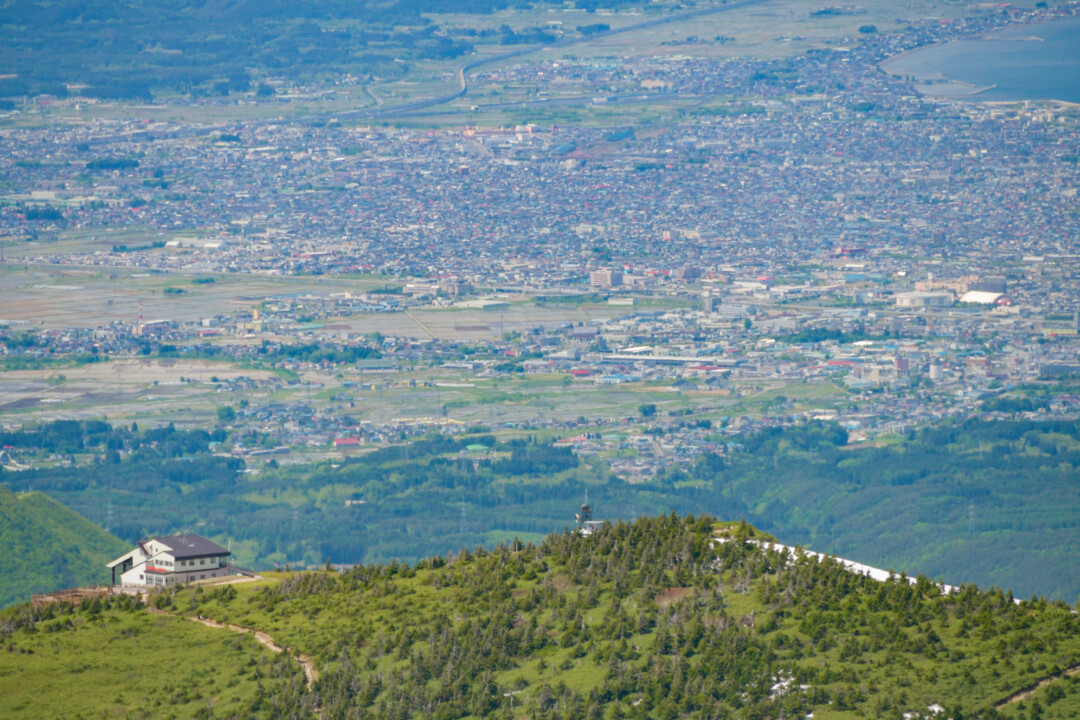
[147, 606, 318, 689]
[995, 664, 1080, 708]
[189, 615, 318, 688]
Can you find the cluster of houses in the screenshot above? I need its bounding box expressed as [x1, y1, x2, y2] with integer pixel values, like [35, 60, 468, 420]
[4, 3, 1079, 301]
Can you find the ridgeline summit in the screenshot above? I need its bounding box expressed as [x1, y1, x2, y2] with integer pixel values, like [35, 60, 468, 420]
[2, 515, 1078, 719]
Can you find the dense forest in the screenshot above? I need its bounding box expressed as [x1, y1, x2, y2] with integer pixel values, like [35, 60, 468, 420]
[0, 0, 649, 101]
[2, 417, 1078, 601]
[2, 516, 1079, 719]
[715, 419, 1080, 602]
[0, 484, 127, 608]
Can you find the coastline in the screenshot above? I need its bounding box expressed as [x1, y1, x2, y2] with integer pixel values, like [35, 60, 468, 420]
[917, 80, 997, 98]
[879, 13, 1080, 104]
[975, 34, 1045, 42]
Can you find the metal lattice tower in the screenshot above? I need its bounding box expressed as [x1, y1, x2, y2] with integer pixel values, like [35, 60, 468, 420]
[576, 490, 592, 526]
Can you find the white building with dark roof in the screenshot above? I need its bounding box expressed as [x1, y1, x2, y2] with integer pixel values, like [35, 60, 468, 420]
[107, 534, 231, 588]
[894, 291, 954, 308]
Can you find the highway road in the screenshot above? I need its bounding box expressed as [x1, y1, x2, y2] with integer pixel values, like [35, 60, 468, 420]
[331, 0, 770, 121]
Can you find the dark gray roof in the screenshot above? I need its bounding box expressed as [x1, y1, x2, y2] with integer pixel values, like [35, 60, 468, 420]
[156, 534, 229, 559]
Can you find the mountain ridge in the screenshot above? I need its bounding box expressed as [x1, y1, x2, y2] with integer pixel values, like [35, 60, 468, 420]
[4, 515, 1077, 719]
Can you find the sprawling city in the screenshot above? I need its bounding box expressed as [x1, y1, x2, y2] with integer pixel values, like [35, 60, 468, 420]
[1, 0, 1079, 718]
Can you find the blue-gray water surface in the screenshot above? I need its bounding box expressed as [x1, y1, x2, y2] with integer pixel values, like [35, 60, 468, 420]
[884, 16, 1080, 103]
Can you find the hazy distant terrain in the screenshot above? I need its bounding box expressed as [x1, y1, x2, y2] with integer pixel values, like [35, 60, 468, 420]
[0, 0, 685, 103]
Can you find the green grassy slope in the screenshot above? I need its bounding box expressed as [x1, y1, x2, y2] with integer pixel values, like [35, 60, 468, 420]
[0, 594, 306, 719]
[6, 516, 1072, 720]
[0, 484, 128, 608]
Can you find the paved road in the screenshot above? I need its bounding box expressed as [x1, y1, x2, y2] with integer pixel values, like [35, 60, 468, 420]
[332, 0, 770, 121]
[73, 0, 768, 140]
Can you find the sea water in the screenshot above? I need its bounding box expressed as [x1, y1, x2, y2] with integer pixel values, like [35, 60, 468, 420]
[883, 16, 1080, 103]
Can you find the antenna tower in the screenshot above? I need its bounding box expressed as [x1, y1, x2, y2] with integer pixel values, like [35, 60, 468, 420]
[460, 500, 466, 534]
[576, 490, 592, 526]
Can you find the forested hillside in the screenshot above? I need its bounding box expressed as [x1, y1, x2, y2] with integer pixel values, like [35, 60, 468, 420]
[711, 419, 1080, 602]
[2, 516, 1078, 720]
[0, 484, 127, 608]
[0, 0, 647, 101]
[3, 417, 1078, 601]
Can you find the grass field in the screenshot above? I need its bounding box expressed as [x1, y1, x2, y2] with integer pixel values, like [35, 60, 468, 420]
[0, 601, 298, 719]
[0, 264, 396, 330]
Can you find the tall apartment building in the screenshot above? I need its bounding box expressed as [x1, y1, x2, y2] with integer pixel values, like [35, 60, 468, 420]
[590, 268, 623, 290]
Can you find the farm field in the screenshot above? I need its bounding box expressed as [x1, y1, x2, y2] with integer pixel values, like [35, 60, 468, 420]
[7, 0, 1045, 128]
